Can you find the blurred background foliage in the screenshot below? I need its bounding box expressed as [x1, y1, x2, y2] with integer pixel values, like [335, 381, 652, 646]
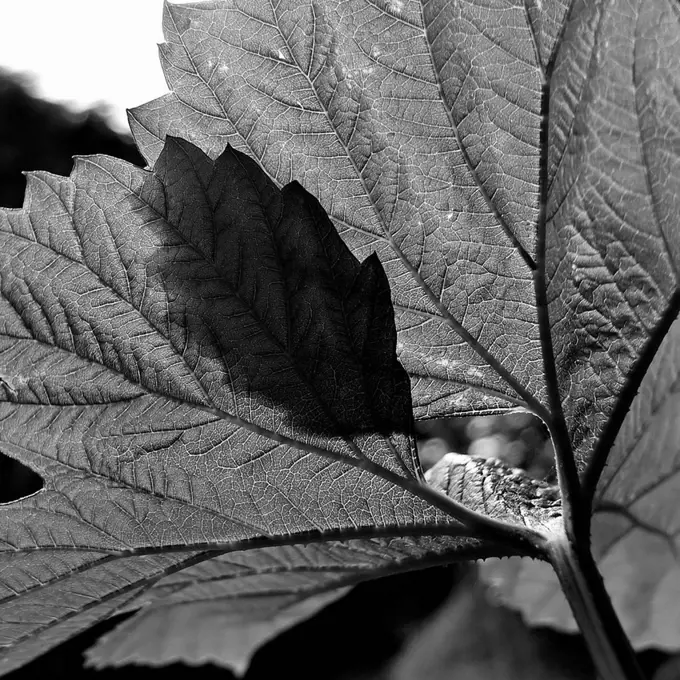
[416, 412, 553, 480]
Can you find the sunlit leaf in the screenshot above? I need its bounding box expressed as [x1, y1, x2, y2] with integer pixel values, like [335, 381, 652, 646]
[130, 0, 551, 420]
[426, 452, 562, 536]
[2, 0, 679, 673]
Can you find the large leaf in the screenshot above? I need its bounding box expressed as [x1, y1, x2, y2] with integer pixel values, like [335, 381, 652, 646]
[129, 0, 680, 474]
[0, 136, 543, 672]
[481, 313, 680, 651]
[130, 0, 550, 419]
[3, 0, 679, 672]
[87, 453, 564, 673]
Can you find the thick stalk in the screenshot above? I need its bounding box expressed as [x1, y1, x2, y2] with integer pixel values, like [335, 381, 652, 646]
[547, 536, 645, 680]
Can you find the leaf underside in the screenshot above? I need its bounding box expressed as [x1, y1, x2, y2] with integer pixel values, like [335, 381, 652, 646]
[0, 0, 679, 673]
[130, 0, 680, 476]
[482, 313, 680, 652]
[0, 134, 522, 673]
[86, 537, 478, 674]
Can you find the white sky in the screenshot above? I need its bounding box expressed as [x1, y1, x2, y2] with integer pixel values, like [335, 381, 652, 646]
[0, 0, 194, 135]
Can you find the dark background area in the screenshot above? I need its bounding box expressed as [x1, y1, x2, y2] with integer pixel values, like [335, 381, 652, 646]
[0, 70, 672, 679]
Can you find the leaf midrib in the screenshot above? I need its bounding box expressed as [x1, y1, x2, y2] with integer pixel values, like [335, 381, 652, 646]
[0, 525, 475, 607]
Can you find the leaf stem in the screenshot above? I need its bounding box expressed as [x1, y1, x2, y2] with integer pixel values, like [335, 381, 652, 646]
[546, 536, 646, 680]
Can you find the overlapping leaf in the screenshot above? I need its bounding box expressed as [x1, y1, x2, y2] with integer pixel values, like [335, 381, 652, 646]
[86, 536, 481, 674]
[87, 456, 563, 673]
[0, 136, 516, 671]
[426, 452, 562, 537]
[130, 0, 551, 419]
[390, 568, 591, 680]
[0, 550, 205, 676]
[129, 0, 680, 475]
[481, 314, 680, 651]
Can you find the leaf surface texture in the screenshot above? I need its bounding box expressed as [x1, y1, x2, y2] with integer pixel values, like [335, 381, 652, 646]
[0, 137, 497, 671]
[481, 313, 680, 651]
[129, 0, 680, 477]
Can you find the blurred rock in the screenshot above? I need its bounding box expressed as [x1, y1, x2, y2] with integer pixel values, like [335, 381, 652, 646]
[417, 437, 450, 471]
[468, 433, 509, 460]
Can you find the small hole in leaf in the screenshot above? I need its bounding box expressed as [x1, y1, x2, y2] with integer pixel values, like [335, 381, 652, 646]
[0, 452, 43, 502]
[416, 413, 555, 481]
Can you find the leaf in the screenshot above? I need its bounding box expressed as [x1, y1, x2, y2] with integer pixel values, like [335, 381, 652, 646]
[0, 550, 205, 676]
[85, 538, 459, 674]
[390, 567, 592, 680]
[426, 453, 562, 536]
[129, 0, 680, 476]
[0, 135, 536, 673]
[544, 0, 680, 470]
[3, 0, 679, 672]
[481, 314, 680, 651]
[88, 584, 349, 675]
[130, 0, 550, 419]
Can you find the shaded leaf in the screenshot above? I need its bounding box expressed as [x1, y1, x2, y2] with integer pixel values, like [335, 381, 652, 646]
[481, 313, 680, 651]
[0, 134, 540, 673]
[129, 0, 680, 477]
[0, 550, 205, 676]
[0, 135, 448, 545]
[87, 587, 348, 675]
[130, 0, 550, 420]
